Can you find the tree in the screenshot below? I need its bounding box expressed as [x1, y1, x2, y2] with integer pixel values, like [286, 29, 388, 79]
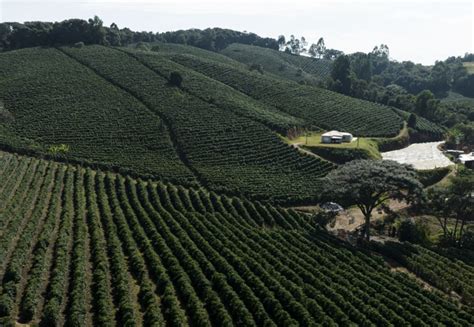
[398, 219, 430, 245]
[330, 55, 352, 95]
[351, 52, 372, 81]
[308, 37, 325, 59]
[415, 90, 438, 118]
[454, 74, 474, 97]
[430, 61, 451, 95]
[169, 72, 183, 87]
[323, 160, 422, 241]
[277, 35, 286, 50]
[315, 37, 326, 59]
[425, 170, 474, 247]
[87, 15, 106, 44]
[323, 48, 344, 60]
[407, 113, 417, 128]
[106, 22, 121, 46]
[372, 44, 389, 58]
[284, 35, 307, 55]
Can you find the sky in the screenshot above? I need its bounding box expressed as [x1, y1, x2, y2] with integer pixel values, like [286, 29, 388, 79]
[0, 0, 472, 65]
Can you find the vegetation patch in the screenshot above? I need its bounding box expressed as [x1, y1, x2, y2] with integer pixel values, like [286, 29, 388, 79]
[417, 166, 452, 187]
[0, 151, 472, 326]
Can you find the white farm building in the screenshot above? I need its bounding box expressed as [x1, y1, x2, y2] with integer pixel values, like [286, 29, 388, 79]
[321, 131, 353, 144]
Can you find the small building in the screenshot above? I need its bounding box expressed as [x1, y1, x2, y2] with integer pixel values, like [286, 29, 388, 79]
[459, 152, 474, 169]
[321, 130, 353, 144]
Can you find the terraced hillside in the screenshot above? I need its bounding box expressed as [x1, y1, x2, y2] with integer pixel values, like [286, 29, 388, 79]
[166, 53, 403, 137]
[60, 45, 334, 202]
[0, 47, 194, 185]
[0, 151, 473, 326]
[395, 110, 445, 140]
[0, 44, 407, 202]
[221, 43, 332, 84]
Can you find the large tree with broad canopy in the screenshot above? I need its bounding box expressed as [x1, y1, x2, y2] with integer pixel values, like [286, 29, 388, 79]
[323, 160, 423, 240]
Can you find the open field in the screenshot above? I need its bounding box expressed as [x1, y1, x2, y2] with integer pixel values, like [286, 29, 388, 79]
[381, 141, 454, 170]
[285, 132, 381, 159]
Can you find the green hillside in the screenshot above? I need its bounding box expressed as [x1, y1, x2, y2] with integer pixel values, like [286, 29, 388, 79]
[59, 45, 336, 203]
[0, 44, 410, 202]
[0, 47, 194, 185]
[0, 151, 472, 326]
[394, 110, 446, 138]
[167, 53, 403, 136]
[221, 43, 332, 84]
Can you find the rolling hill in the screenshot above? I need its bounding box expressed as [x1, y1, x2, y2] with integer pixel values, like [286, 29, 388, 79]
[0, 44, 406, 203]
[0, 151, 472, 326]
[0, 26, 472, 327]
[220, 43, 332, 84]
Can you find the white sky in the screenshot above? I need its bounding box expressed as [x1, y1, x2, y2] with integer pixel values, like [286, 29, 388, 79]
[0, 0, 472, 64]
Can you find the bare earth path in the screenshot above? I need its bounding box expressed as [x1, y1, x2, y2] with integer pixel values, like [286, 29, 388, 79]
[381, 141, 453, 170]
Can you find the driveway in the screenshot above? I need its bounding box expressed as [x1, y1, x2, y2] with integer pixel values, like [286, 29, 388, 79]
[381, 141, 454, 170]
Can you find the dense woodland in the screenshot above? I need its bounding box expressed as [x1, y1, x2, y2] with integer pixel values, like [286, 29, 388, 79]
[0, 17, 278, 52]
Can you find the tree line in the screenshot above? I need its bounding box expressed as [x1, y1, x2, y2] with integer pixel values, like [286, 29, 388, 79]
[327, 48, 474, 135]
[0, 16, 278, 52]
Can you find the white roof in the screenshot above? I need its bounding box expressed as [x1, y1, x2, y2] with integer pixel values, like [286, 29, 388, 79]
[322, 130, 352, 137]
[459, 153, 474, 163]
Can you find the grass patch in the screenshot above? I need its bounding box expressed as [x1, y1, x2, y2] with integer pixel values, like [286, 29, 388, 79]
[284, 132, 381, 162]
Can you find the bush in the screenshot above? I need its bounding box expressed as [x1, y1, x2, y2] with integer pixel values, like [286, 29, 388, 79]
[135, 42, 150, 51]
[407, 113, 417, 128]
[249, 63, 264, 74]
[417, 167, 451, 187]
[311, 209, 337, 230]
[169, 72, 183, 87]
[398, 219, 430, 245]
[308, 147, 373, 164]
[461, 230, 474, 250]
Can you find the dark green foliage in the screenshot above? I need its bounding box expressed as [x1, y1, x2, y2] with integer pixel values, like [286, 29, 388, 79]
[0, 47, 195, 185]
[61, 45, 334, 203]
[169, 71, 183, 86]
[415, 90, 439, 118]
[423, 170, 474, 247]
[221, 43, 332, 84]
[169, 52, 403, 137]
[0, 20, 278, 52]
[248, 63, 264, 74]
[308, 147, 373, 164]
[373, 241, 474, 305]
[398, 220, 429, 244]
[417, 167, 451, 187]
[323, 160, 423, 240]
[0, 152, 472, 326]
[407, 113, 417, 128]
[455, 74, 474, 97]
[330, 55, 352, 95]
